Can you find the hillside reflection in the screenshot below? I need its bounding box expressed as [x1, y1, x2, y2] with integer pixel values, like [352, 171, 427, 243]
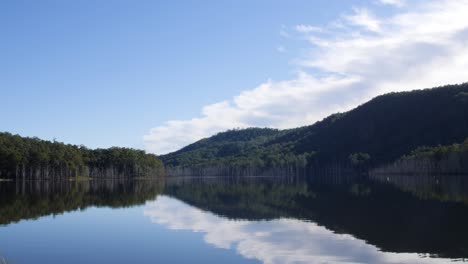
[146, 195, 459, 264]
[161, 176, 468, 260]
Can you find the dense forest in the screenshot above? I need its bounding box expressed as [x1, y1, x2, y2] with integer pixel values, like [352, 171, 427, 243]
[372, 138, 468, 175]
[162, 128, 312, 177]
[0, 132, 164, 180]
[163, 128, 285, 168]
[162, 83, 468, 176]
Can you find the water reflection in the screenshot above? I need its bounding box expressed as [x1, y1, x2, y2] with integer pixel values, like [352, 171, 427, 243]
[0, 175, 468, 264]
[160, 176, 468, 262]
[371, 174, 468, 204]
[0, 179, 164, 226]
[145, 195, 455, 264]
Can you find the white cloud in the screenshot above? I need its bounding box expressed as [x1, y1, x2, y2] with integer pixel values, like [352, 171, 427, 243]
[295, 24, 323, 33]
[144, 0, 468, 154]
[300, 0, 468, 96]
[344, 7, 382, 32]
[144, 73, 360, 154]
[378, 0, 406, 7]
[144, 196, 455, 264]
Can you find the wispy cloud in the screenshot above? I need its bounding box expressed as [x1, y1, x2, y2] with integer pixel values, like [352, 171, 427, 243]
[378, 0, 406, 7]
[344, 7, 382, 32]
[144, 0, 468, 154]
[295, 24, 323, 33]
[279, 24, 290, 38]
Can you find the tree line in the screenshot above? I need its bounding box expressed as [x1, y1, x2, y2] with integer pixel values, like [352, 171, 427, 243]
[0, 132, 164, 180]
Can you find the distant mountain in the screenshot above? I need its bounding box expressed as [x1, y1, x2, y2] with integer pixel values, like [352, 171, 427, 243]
[161, 83, 468, 176]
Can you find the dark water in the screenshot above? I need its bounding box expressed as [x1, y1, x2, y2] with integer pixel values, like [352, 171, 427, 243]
[1, 175, 468, 264]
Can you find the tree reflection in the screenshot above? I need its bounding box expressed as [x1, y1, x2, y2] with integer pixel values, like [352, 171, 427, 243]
[0, 179, 164, 226]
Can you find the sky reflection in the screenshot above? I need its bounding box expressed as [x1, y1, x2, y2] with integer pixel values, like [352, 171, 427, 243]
[144, 196, 462, 264]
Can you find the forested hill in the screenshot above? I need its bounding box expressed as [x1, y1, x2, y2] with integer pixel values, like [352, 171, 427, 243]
[0, 133, 164, 180]
[161, 83, 468, 174]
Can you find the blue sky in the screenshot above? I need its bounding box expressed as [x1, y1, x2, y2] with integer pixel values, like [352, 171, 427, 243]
[2, 0, 468, 154]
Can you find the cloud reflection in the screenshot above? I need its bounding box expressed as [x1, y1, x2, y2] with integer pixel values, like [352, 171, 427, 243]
[144, 196, 458, 264]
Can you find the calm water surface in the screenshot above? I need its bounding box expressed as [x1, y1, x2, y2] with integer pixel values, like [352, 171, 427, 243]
[1, 175, 468, 264]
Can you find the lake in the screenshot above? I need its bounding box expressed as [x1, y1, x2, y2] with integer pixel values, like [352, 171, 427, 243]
[1, 175, 468, 264]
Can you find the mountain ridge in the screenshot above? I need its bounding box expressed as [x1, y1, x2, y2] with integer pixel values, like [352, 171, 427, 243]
[161, 83, 468, 175]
